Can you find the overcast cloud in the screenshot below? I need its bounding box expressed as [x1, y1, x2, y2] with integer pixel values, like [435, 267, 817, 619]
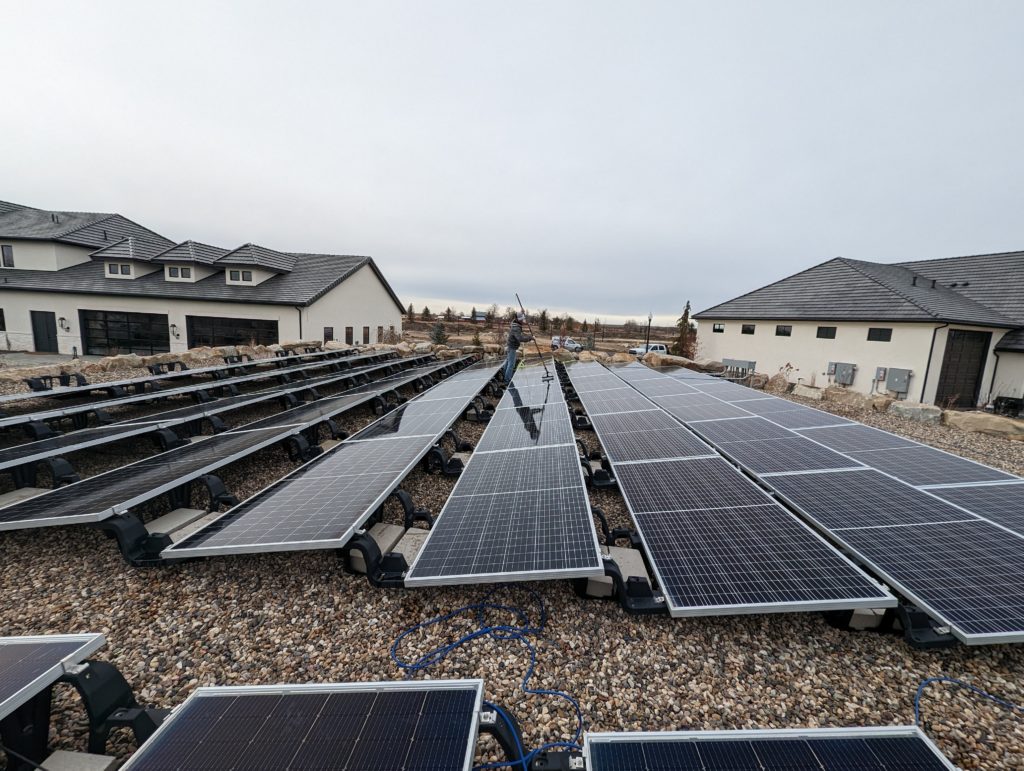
[3, 1, 1023, 324]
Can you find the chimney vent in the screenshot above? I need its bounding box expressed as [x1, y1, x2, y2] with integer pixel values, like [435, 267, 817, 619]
[911, 276, 918, 286]
[931, 279, 936, 288]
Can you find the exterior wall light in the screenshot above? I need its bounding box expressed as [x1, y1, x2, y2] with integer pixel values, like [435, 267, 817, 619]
[58, 317, 70, 332]
[170, 323, 180, 339]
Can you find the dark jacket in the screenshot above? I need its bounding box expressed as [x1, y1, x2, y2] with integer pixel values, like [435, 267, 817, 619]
[506, 321, 533, 350]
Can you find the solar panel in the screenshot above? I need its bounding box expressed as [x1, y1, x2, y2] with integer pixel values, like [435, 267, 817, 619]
[928, 483, 1024, 536]
[0, 634, 105, 720]
[585, 727, 955, 771]
[165, 366, 501, 558]
[121, 680, 483, 771]
[688, 416, 795, 444]
[835, 520, 1024, 643]
[405, 367, 602, 586]
[795, 424, 918, 453]
[587, 410, 680, 434]
[844, 446, 1017, 487]
[658, 399, 755, 422]
[718, 436, 865, 475]
[730, 397, 811, 415]
[473, 408, 575, 453]
[592, 425, 714, 463]
[762, 408, 853, 429]
[767, 469, 979, 530]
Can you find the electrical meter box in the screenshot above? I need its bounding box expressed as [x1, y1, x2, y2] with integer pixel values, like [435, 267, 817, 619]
[886, 367, 912, 394]
[875, 367, 887, 381]
[827, 362, 837, 376]
[833, 362, 856, 386]
[723, 358, 756, 373]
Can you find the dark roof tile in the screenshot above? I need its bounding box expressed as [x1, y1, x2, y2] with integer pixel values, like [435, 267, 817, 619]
[215, 243, 296, 273]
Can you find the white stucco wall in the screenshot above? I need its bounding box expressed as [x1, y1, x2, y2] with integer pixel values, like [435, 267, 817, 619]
[991, 350, 1024, 400]
[0, 262, 403, 354]
[0, 239, 92, 272]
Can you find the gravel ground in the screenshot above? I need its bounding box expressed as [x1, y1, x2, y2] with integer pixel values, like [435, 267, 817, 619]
[2, 379, 1024, 769]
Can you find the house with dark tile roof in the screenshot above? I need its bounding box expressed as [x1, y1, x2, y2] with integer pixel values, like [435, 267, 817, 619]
[695, 253, 1024, 407]
[0, 200, 404, 356]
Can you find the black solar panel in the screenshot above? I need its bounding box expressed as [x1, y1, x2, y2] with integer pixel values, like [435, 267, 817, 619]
[633, 504, 890, 611]
[763, 409, 853, 429]
[795, 424, 917, 453]
[731, 397, 810, 415]
[615, 458, 773, 513]
[837, 519, 1024, 642]
[928, 483, 1024, 536]
[122, 682, 481, 771]
[649, 393, 720, 408]
[659, 400, 755, 422]
[719, 436, 863, 475]
[845, 446, 1017, 487]
[474, 409, 575, 452]
[0, 635, 104, 720]
[589, 410, 682, 434]
[351, 398, 470, 441]
[592, 424, 713, 463]
[767, 469, 979, 530]
[689, 417, 795, 444]
[624, 379, 697, 396]
[587, 729, 953, 770]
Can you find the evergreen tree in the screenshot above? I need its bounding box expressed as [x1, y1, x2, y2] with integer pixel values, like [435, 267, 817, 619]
[581, 318, 589, 333]
[407, 303, 415, 321]
[675, 301, 695, 358]
[444, 307, 453, 322]
[429, 322, 449, 345]
[470, 306, 478, 322]
[538, 309, 549, 332]
[471, 329, 483, 347]
[421, 306, 432, 321]
[565, 315, 576, 333]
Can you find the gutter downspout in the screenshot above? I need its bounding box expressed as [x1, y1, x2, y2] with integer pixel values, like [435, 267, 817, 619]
[294, 306, 303, 340]
[918, 322, 949, 403]
[990, 348, 1001, 405]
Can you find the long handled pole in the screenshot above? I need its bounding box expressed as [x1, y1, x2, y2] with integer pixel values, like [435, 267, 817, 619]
[515, 293, 553, 381]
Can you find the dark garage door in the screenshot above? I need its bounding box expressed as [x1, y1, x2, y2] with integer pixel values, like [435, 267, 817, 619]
[186, 316, 279, 347]
[80, 310, 170, 356]
[935, 329, 991, 408]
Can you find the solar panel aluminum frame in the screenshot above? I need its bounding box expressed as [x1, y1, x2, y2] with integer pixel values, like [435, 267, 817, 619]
[0, 361, 457, 532]
[583, 726, 955, 770]
[119, 679, 484, 771]
[0, 633, 106, 721]
[766, 484, 1021, 645]
[161, 365, 501, 559]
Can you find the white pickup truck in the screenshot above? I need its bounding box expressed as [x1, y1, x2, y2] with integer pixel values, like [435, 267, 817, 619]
[551, 336, 584, 353]
[628, 343, 669, 356]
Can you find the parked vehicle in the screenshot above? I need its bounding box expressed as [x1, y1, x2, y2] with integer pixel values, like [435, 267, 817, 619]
[628, 342, 669, 356]
[551, 336, 584, 353]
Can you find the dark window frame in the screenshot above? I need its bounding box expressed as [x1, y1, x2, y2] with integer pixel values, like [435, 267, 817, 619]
[229, 270, 241, 281]
[344, 326, 354, 345]
[168, 266, 180, 278]
[185, 315, 279, 347]
[816, 326, 837, 339]
[867, 327, 893, 342]
[1, 245, 12, 268]
[712, 323, 725, 333]
[181, 267, 191, 278]
[362, 326, 371, 344]
[775, 325, 793, 337]
[0, 309, 6, 331]
[107, 263, 118, 275]
[79, 309, 170, 356]
[119, 264, 131, 275]
[241, 270, 253, 282]
[741, 324, 755, 335]
[377, 325, 384, 343]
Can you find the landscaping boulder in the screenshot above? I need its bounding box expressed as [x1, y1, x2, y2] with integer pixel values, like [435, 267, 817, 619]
[100, 353, 144, 371]
[578, 350, 610, 363]
[642, 352, 688, 368]
[943, 410, 1024, 440]
[551, 348, 577, 363]
[793, 384, 824, 401]
[823, 386, 871, 411]
[610, 352, 636, 363]
[437, 348, 463, 360]
[483, 344, 501, 354]
[747, 373, 769, 390]
[414, 342, 433, 354]
[323, 340, 350, 351]
[396, 342, 415, 356]
[872, 396, 895, 412]
[764, 373, 791, 394]
[889, 401, 943, 425]
[460, 345, 484, 354]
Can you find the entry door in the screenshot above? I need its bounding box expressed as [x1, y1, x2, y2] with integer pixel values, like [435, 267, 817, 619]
[30, 311, 59, 353]
[935, 330, 991, 408]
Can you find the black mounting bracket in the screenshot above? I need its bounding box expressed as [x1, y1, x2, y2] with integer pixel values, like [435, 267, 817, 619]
[284, 434, 324, 463]
[207, 415, 228, 434]
[464, 395, 493, 423]
[580, 456, 616, 490]
[573, 557, 668, 616]
[424, 445, 464, 476]
[391, 489, 433, 529]
[572, 412, 593, 430]
[591, 507, 612, 545]
[478, 705, 527, 769]
[820, 604, 957, 649]
[151, 427, 189, 453]
[444, 427, 474, 453]
[280, 391, 302, 409]
[95, 513, 168, 566]
[0, 687, 52, 770]
[326, 418, 349, 441]
[341, 532, 409, 588]
[530, 749, 584, 770]
[46, 457, 80, 488]
[23, 420, 61, 441]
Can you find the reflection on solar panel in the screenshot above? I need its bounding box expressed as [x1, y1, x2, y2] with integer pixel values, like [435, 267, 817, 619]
[0, 359, 467, 532]
[164, 365, 500, 558]
[0, 634, 105, 720]
[585, 727, 955, 771]
[609, 362, 1024, 642]
[405, 366, 602, 585]
[660, 400, 758, 422]
[121, 680, 483, 771]
[844, 446, 1017, 487]
[928, 483, 1024, 536]
[567, 364, 892, 616]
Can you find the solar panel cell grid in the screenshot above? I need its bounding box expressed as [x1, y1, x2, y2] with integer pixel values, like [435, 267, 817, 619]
[720, 437, 864, 475]
[658, 400, 755, 422]
[763, 409, 853, 429]
[587, 410, 681, 434]
[795, 425, 917, 453]
[689, 417, 795, 444]
[845, 446, 1017, 487]
[615, 458, 771, 513]
[593, 424, 713, 463]
[473, 410, 575, 453]
[928, 483, 1024, 536]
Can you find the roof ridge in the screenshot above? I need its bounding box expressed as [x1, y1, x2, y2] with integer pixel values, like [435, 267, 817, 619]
[837, 258, 940, 320]
[895, 249, 1024, 266]
[696, 256, 847, 316]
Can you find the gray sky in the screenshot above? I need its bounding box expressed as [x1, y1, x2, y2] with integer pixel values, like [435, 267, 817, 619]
[4, 1, 1023, 325]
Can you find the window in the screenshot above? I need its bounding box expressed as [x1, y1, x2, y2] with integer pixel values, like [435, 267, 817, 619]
[775, 325, 792, 337]
[168, 267, 180, 278]
[119, 264, 131, 275]
[241, 270, 252, 282]
[816, 326, 837, 339]
[323, 327, 334, 342]
[377, 325, 384, 343]
[867, 327, 893, 342]
[229, 270, 241, 281]
[741, 324, 756, 335]
[362, 326, 370, 344]
[80, 309, 170, 355]
[181, 267, 191, 278]
[0, 309, 5, 331]
[344, 326, 354, 345]
[1, 245, 12, 268]
[712, 323, 725, 333]
[185, 316, 279, 347]
[108, 264, 118, 275]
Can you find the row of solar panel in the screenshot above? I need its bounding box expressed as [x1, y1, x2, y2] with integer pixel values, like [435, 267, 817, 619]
[1, 635, 956, 771]
[0, 358, 470, 532]
[163, 364, 502, 559]
[405, 366, 604, 585]
[565, 362, 894, 616]
[616, 363, 1024, 644]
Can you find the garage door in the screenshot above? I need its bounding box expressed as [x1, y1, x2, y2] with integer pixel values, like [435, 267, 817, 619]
[80, 310, 170, 356]
[186, 316, 279, 347]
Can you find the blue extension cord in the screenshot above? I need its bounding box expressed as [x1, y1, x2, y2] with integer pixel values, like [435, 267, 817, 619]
[914, 677, 1024, 727]
[390, 585, 583, 770]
